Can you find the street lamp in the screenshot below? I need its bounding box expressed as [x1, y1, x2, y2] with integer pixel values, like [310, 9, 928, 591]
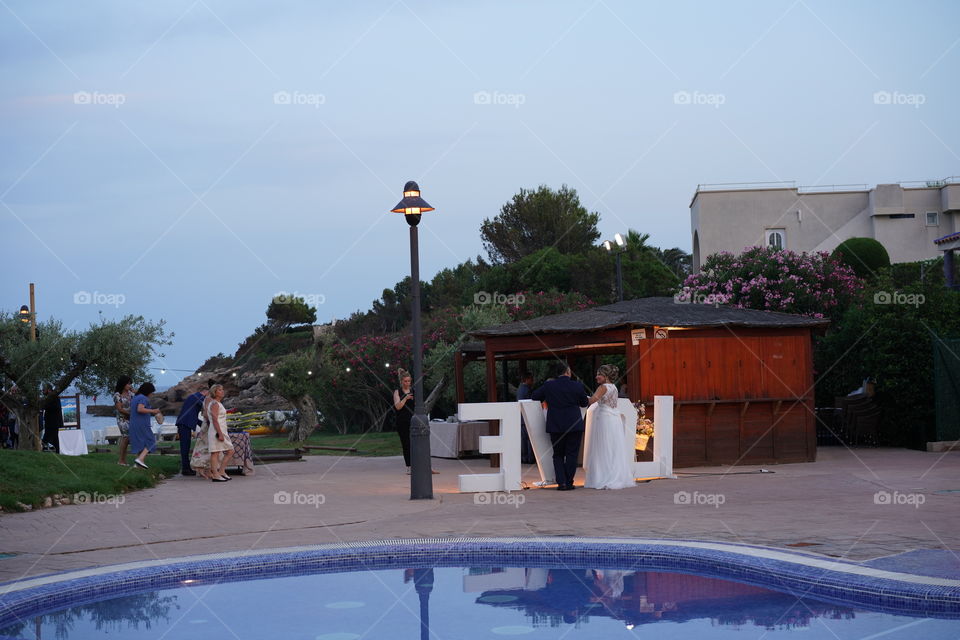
[392, 180, 435, 500]
[603, 233, 627, 302]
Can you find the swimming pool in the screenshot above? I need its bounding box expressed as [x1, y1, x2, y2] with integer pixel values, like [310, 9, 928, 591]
[2, 538, 958, 638]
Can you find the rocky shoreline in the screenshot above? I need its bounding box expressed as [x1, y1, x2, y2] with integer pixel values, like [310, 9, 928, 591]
[85, 365, 295, 418]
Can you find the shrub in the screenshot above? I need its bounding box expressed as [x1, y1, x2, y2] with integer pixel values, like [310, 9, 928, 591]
[832, 237, 891, 280]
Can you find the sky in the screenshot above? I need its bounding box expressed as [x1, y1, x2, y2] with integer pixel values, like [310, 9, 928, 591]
[2, 0, 958, 381]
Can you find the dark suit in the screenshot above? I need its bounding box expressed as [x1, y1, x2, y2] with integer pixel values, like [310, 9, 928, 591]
[531, 376, 588, 488]
[175, 391, 205, 471]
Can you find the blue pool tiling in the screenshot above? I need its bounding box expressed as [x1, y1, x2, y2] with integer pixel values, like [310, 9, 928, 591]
[1, 537, 958, 627]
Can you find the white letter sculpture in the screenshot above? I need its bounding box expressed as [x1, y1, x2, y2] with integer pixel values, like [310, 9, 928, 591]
[457, 402, 522, 493]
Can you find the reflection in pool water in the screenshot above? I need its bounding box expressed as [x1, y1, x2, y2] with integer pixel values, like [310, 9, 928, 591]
[3, 566, 957, 639]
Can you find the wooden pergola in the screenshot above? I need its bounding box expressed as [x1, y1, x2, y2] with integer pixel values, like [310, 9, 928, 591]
[457, 297, 828, 468]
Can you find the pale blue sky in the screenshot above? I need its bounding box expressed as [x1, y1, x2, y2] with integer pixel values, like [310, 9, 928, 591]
[2, 0, 957, 380]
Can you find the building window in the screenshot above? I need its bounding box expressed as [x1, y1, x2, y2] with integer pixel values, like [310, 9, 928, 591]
[888, 213, 916, 219]
[765, 228, 785, 250]
[926, 211, 939, 226]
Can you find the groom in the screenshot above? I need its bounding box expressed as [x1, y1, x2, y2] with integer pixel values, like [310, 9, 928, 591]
[531, 361, 589, 491]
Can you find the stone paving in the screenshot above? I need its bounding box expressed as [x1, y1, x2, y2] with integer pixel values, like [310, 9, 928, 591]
[1, 446, 958, 584]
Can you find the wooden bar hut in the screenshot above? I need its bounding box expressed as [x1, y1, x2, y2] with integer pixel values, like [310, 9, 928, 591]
[460, 297, 828, 468]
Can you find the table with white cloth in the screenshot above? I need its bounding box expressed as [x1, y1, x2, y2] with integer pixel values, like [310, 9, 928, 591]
[430, 421, 490, 458]
[58, 429, 88, 456]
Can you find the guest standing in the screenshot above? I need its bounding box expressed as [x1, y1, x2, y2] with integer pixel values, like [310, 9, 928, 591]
[130, 382, 162, 469]
[517, 372, 536, 463]
[113, 376, 134, 466]
[205, 384, 234, 482]
[175, 385, 208, 476]
[393, 369, 414, 475]
[531, 362, 589, 491]
[41, 385, 62, 453]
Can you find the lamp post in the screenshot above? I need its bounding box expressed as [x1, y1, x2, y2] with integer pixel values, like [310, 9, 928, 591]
[392, 181, 435, 500]
[603, 233, 627, 302]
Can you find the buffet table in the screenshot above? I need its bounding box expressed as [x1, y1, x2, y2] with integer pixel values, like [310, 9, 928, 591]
[430, 420, 490, 458]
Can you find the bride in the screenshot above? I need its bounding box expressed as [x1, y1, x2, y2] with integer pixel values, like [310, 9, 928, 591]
[584, 364, 636, 490]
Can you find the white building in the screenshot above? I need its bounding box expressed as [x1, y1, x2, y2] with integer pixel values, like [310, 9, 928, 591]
[690, 178, 960, 272]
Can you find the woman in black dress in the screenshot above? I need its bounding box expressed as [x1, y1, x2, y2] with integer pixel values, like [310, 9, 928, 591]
[392, 368, 414, 474]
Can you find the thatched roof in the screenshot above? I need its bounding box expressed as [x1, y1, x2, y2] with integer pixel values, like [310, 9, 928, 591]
[470, 296, 829, 338]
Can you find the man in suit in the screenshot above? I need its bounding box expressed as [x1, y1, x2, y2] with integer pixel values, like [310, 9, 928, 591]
[531, 361, 588, 491]
[175, 384, 209, 476]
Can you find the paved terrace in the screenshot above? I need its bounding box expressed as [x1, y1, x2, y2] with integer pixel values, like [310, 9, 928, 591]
[1, 447, 958, 584]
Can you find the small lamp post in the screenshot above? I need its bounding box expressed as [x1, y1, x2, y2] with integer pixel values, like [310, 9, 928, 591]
[392, 181, 435, 500]
[603, 233, 627, 302]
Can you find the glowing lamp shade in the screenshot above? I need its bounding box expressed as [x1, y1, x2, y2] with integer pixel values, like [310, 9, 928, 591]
[391, 181, 434, 216]
[18, 305, 29, 323]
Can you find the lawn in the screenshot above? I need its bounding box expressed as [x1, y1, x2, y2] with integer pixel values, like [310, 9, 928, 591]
[0, 431, 401, 512]
[250, 430, 402, 456]
[0, 449, 180, 512]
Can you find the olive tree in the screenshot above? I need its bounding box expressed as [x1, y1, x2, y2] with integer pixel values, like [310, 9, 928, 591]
[0, 313, 171, 450]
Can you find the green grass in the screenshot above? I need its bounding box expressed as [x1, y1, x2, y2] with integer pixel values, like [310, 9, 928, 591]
[0, 432, 402, 513]
[251, 431, 402, 457]
[0, 449, 180, 513]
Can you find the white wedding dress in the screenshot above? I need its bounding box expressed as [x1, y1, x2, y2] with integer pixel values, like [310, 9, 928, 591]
[584, 383, 636, 490]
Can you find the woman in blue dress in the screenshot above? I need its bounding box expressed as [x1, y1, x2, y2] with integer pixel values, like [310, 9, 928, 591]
[130, 382, 163, 469]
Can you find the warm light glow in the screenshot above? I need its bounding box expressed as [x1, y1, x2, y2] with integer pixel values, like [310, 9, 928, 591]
[232, 372, 237, 377]
[403, 190, 420, 197]
[345, 367, 351, 372]
[385, 363, 390, 368]
[405, 207, 421, 215]
[198, 373, 203, 377]
[307, 370, 313, 375]
[182, 579, 197, 584]
[269, 372, 274, 377]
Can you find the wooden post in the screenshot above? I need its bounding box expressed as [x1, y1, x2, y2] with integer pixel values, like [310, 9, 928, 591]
[454, 351, 466, 404]
[485, 345, 497, 402]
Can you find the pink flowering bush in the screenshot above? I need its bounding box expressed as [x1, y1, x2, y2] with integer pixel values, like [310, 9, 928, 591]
[680, 247, 864, 320]
[506, 290, 596, 321]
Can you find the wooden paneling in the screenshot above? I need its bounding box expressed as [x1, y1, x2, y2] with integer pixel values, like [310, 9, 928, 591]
[707, 404, 740, 464]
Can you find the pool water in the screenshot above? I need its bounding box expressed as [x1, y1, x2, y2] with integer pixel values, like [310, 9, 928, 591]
[2, 566, 957, 639]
